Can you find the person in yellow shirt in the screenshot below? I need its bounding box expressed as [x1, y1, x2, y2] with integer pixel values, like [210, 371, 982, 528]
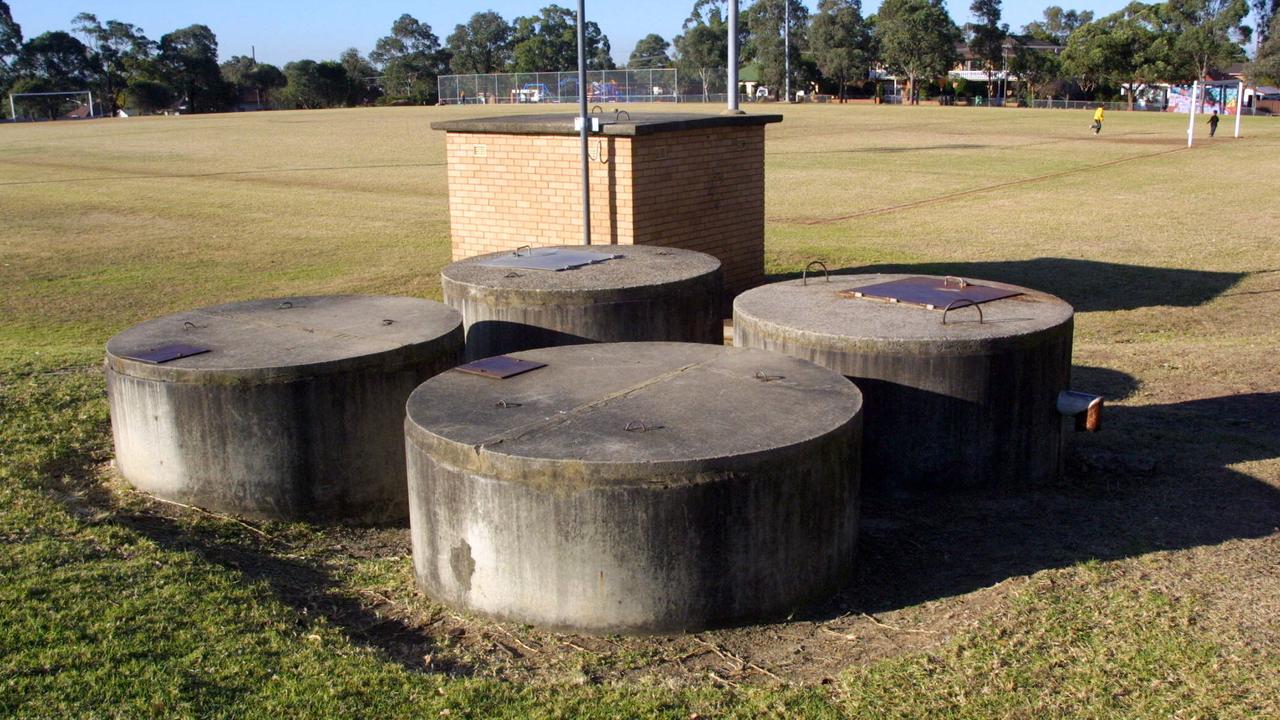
[1091, 105, 1105, 134]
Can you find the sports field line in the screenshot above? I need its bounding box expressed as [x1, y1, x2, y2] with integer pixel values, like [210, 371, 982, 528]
[775, 145, 1188, 226]
[0, 161, 446, 188]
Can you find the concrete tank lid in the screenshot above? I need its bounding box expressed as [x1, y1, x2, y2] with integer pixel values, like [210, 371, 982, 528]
[441, 245, 720, 293]
[431, 112, 783, 137]
[106, 295, 461, 382]
[734, 273, 1073, 343]
[406, 342, 861, 480]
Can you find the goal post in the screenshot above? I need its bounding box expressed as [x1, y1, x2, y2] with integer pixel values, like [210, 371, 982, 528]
[8, 90, 95, 121]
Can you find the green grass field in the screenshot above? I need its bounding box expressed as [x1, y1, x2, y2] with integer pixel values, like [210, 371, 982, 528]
[3, 104, 1279, 718]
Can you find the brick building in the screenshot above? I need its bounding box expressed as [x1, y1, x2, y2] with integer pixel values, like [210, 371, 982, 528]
[432, 113, 782, 299]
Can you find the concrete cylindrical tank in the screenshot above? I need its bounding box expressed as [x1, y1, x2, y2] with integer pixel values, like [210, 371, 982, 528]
[441, 245, 722, 360]
[733, 273, 1074, 493]
[106, 295, 463, 524]
[405, 342, 863, 634]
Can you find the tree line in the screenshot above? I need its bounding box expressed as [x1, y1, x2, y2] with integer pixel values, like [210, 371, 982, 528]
[2, 0, 1278, 118]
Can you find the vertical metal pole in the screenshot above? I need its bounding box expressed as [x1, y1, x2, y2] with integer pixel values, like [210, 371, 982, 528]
[784, 0, 791, 103]
[577, 0, 591, 245]
[8, 94, 15, 121]
[1234, 81, 1243, 138]
[88, 91, 95, 118]
[1186, 81, 1198, 148]
[727, 0, 741, 112]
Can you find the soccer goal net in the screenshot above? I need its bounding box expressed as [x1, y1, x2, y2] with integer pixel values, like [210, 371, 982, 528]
[7, 90, 96, 121]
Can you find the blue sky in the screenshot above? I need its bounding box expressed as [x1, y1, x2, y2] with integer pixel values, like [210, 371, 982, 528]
[9, 0, 1153, 67]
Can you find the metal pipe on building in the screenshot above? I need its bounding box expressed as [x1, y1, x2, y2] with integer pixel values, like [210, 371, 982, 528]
[577, 0, 592, 245]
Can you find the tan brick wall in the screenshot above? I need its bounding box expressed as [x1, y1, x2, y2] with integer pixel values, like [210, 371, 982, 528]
[444, 125, 766, 298]
[630, 126, 765, 297]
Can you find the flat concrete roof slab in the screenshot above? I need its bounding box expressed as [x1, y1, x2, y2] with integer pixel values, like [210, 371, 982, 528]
[107, 295, 463, 383]
[406, 341, 861, 480]
[431, 112, 783, 137]
[443, 245, 720, 295]
[734, 273, 1073, 348]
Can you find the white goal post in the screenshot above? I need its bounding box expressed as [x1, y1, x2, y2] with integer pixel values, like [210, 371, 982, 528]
[8, 90, 95, 121]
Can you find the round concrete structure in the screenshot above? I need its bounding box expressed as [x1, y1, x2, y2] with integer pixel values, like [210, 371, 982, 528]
[405, 342, 862, 634]
[441, 245, 722, 360]
[106, 295, 463, 524]
[733, 273, 1074, 493]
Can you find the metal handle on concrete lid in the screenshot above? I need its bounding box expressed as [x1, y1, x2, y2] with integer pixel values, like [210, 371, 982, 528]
[615, 109, 630, 121]
[802, 261, 829, 286]
[513, 245, 531, 257]
[941, 298, 984, 325]
[754, 370, 785, 382]
[382, 319, 395, 326]
[943, 276, 969, 288]
[590, 104, 603, 114]
[277, 301, 293, 310]
[183, 321, 197, 330]
[495, 400, 522, 408]
[625, 420, 650, 432]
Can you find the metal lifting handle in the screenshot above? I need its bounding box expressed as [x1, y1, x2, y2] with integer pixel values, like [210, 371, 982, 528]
[614, 109, 630, 121]
[276, 300, 293, 310]
[802, 261, 829, 286]
[512, 245, 531, 257]
[590, 105, 603, 114]
[941, 298, 983, 325]
[943, 276, 969, 289]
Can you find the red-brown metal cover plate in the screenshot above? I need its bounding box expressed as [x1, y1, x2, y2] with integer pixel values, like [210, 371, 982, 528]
[123, 344, 211, 364]
[454, 356, 548, 379]
[839, 276, 1022, 310]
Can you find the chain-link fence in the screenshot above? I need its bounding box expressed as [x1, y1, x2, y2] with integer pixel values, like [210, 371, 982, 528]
[439, 69, 680, 105]
[877, 96, 1270, 115]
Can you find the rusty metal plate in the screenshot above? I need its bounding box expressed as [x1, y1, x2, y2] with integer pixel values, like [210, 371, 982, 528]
[124, 344, 211, 364]
[839, 276, 1021, 310]
[478, 247, 621, 272]
[454, 356, 548, 379]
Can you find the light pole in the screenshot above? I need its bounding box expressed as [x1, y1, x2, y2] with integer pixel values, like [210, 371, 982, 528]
[727, 0, 743, 113]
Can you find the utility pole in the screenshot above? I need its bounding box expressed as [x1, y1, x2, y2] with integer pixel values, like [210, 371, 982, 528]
[784, 0, 791, 103]
[727, 0, 742, 113]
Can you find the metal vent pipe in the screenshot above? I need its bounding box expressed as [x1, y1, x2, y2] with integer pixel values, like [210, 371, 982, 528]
[577, 0, 591, 245]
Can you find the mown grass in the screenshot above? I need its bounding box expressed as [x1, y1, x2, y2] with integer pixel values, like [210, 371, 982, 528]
[2, 104, 1278, 717]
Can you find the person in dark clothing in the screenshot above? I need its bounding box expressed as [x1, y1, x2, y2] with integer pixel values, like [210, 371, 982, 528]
[1208, 111, 1220, 137]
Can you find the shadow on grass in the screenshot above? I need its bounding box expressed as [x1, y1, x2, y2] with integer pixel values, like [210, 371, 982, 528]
[765, 258, 1246, 312]
[107, 509, 470, 675]
[832, 384, 1280, 617]
[774, 143, 990, 155]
